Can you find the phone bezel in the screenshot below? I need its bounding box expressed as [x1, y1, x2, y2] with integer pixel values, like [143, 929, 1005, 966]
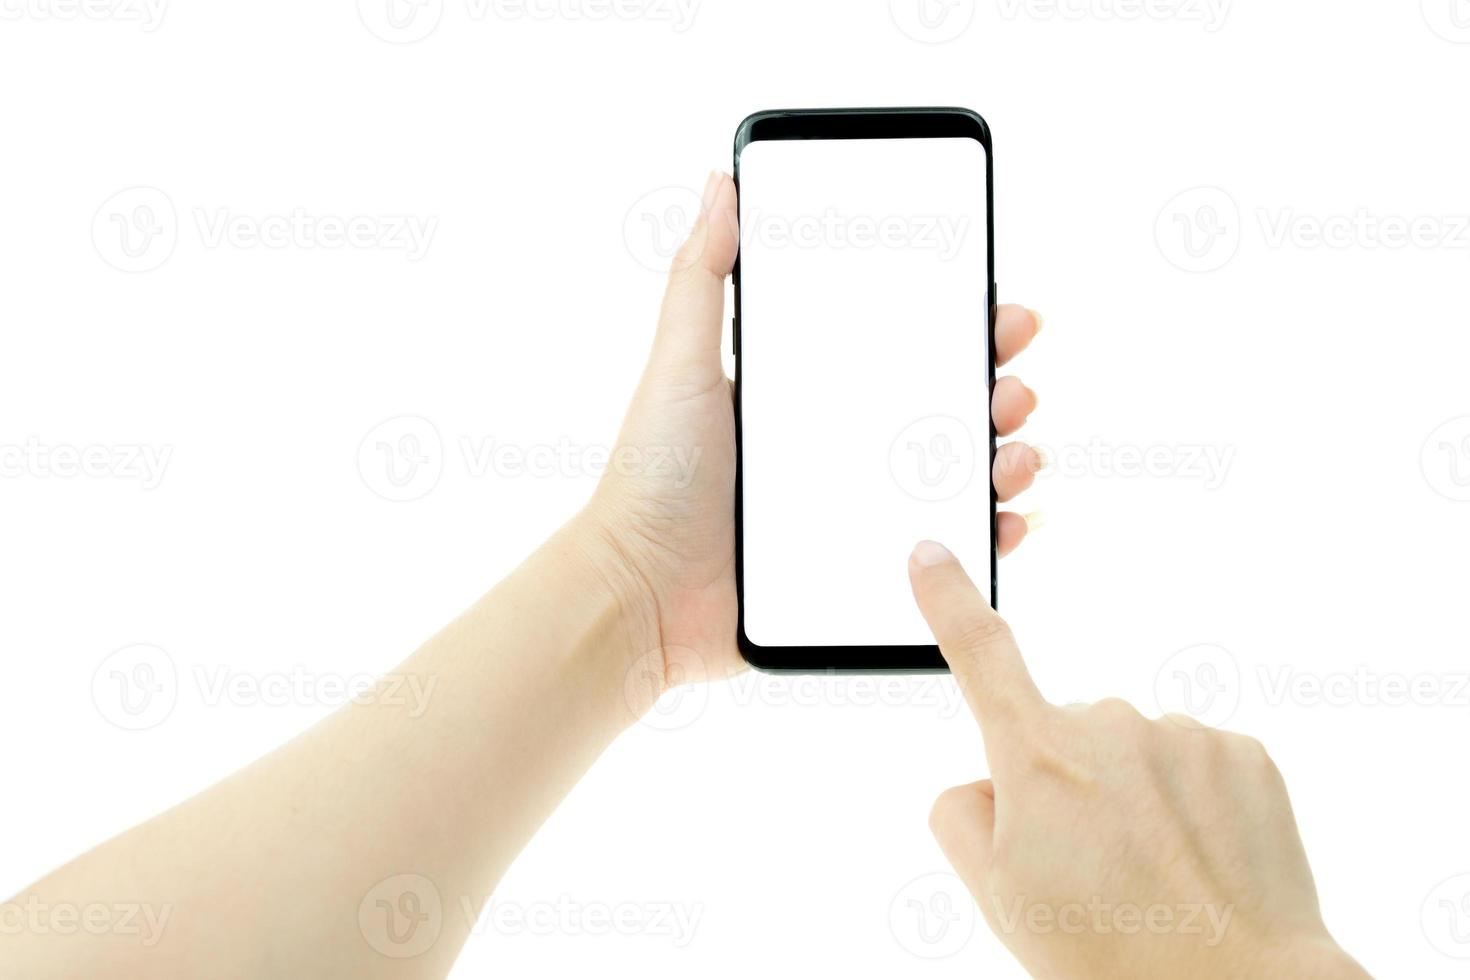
[733, 106, 998, 673]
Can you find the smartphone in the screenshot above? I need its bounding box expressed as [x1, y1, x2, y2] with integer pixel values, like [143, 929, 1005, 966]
[734, 107, 996, 672]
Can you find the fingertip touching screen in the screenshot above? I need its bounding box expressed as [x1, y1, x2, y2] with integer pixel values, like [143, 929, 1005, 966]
[738, 134, 991, 651]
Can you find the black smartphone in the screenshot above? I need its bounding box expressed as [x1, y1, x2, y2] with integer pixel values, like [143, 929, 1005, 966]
[733, 107, 997, 673]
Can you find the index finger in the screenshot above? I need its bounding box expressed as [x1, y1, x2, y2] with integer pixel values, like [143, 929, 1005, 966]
[908, 540, 1045, 746]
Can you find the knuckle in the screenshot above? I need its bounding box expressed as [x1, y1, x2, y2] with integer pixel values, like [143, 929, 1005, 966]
[1091, 697, 1146, 725]
[952, 614, 1013, 654]
[1215, 731, 1276, 769]
[1155, 711, 1210, 733]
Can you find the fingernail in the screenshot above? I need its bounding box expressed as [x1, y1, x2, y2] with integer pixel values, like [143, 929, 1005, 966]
[1032, 310, 1044, 333]
[700, 170, 722, 212]
[911, 540, 954, 567]
[1026, 384, 1039, 411]
[1024, 511, 1046, 532]
[1032, 446, 1050, 472]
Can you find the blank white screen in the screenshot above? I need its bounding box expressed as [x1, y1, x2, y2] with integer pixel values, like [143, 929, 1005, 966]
[740, 136, 991, 648]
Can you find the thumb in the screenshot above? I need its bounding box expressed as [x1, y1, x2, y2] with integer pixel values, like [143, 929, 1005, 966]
[646, 170, 739, 388]
[930, 780, 997, 898]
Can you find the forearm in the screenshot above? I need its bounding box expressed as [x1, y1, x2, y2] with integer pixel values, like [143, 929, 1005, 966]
[3, 511, 655, 979]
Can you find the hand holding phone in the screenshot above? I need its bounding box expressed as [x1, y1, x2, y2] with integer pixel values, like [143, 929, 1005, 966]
[585, 139, 1042, 693]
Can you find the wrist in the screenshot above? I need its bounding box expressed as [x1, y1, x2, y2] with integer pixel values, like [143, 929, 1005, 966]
[1228, 934, 1370, 980]
[556, 505, 668, 725]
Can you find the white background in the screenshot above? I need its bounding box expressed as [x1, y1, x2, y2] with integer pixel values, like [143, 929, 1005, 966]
[3, 1, 1469, 977]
